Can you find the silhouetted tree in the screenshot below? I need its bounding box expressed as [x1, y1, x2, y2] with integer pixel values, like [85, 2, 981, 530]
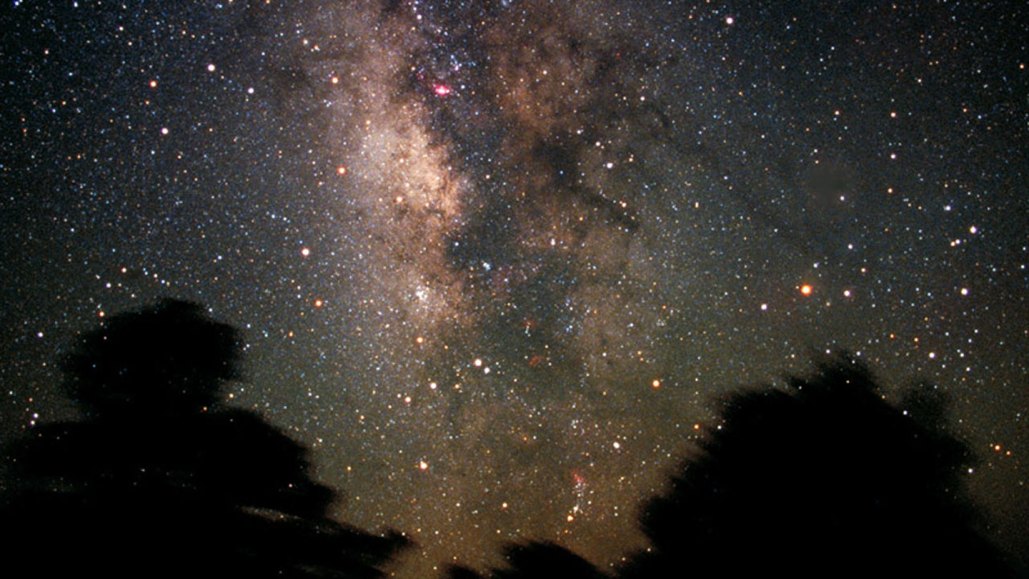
[619, 354, 1013, 578]
[0, 299, 406, 578]
[446, 540, 608, 579]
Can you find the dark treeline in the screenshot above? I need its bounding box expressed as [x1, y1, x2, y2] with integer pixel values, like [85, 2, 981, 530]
[0, 301, 1016, 578]
[0, 300, 406, 578]
[450, 356, 1016, 579]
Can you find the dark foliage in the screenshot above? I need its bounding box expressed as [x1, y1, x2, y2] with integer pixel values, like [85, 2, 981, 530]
[0, 299, 406, 578]
[445, 540, 608, 579]
[619, 354, 1013, 578]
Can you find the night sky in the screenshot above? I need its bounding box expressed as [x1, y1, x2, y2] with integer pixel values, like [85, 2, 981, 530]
[1, 1, 1026, 575]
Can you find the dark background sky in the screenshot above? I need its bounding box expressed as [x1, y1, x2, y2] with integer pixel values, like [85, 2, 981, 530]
[1, 1, 1025, 576]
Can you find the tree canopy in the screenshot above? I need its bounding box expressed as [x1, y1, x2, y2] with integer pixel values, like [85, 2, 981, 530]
[0, 299, 406, 578]
[619, 354, 1012, 578]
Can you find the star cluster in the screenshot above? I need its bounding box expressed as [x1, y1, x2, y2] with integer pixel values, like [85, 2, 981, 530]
[1, 1, 1025, 575]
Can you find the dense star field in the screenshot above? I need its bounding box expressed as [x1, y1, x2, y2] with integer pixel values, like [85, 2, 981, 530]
[1, 1, 1026, 575]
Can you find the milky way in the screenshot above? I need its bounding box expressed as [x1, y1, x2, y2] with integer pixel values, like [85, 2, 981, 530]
[1, 1, 1026, 576]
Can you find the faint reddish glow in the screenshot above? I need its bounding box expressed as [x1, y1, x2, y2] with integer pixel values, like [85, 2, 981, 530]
[433, 83, 452, 97]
